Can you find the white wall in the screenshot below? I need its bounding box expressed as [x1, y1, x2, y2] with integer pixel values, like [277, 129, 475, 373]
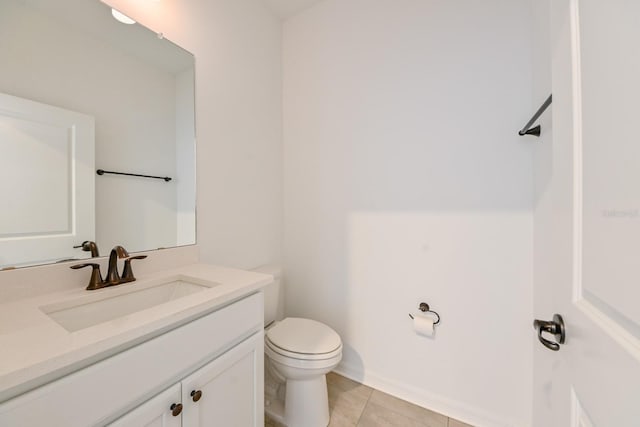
[176, 68, 197, 246]
[105, 0, 283, 270]
[530, 1, 554, 426]
[0, 0, 179, 254]
[282, 1, 534, 426]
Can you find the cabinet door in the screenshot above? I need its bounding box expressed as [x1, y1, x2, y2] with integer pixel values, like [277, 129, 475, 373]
[108, 384, 182, 427]
[181, 332, 264, 427]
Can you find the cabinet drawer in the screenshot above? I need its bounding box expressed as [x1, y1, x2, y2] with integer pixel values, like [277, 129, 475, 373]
[0, 292, 263, 426]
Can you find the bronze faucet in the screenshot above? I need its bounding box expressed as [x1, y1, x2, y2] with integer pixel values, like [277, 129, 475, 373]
[73, 241, 100, 257]
[70, 263, 104, 290]
[122, 255, 148, 282]
[71, 246, 147, 291]
[105, 245, 129, 285]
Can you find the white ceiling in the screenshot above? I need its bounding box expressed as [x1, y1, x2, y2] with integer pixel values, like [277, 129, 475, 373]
[263, 0, 325, 20]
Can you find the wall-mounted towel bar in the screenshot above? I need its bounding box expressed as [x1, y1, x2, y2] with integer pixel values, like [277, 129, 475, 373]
[519, 94, 552, 137]
[96, 169, 172, 182]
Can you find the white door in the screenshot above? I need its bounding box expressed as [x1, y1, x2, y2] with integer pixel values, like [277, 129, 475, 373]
[108, 384, 182, 427]
[0, 93, 95, 268]
[181, 333, 264, 427]
[533, 0, 640, 426]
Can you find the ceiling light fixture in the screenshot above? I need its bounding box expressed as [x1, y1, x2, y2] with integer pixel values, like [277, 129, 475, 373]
[111, 8, 136, 25]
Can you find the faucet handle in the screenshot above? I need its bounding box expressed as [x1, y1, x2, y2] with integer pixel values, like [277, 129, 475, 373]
[70, 263, 104, 290]
[73, 241, 100, 257]
[121, 255, 147, 283]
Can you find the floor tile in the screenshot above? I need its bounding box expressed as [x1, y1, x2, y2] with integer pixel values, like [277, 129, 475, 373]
[368, 390, 448, 427]
[327, 372, 374, 399]
[448, 419, 475, 427]
[265, 413, 285, 427]
[265, 372, 454, 427]
[327, 373, 372, 425]
[328, 407, 359, 427]
[357, 401, 428, 427]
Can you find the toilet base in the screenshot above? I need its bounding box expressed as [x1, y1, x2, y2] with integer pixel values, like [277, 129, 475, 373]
[264, 375, 330, 427]
[285, 375, 330, 427]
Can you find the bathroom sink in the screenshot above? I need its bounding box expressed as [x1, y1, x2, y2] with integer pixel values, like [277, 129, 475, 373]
[41, 277, 217, 332]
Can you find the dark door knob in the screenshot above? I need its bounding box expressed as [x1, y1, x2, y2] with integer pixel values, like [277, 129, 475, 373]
[170, 403, 183, 416]
[533, 314, 566, 351]
[191, 390, 203, 402]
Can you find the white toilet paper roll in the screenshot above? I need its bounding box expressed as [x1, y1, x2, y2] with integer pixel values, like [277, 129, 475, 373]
[413, 313, 435, 337]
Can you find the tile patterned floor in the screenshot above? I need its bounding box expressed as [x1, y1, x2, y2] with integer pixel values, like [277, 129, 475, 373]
[265, 372, 474, 427]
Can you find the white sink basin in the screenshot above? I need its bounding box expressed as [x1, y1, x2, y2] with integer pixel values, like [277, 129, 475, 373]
[41, 277, 217, 332]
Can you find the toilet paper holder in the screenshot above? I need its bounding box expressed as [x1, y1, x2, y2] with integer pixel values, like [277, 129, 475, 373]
[409, 302, 440, 325]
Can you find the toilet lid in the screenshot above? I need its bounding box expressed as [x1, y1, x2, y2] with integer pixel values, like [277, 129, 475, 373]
[266, 318, 341, 355]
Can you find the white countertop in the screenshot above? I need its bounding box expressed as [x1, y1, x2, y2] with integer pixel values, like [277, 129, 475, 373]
[0, 263, 272, 402]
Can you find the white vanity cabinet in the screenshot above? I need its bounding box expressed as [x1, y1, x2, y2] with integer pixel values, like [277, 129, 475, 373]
[109, 384, 183, 427]
[180, 332, 263, 426]
[110, 333, 263, 427]
[0, 292, 264, 427]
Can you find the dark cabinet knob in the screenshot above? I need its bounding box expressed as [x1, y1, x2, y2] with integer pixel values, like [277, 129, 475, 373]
[191, 390, 203, 402]
[170, 403, 183, 416]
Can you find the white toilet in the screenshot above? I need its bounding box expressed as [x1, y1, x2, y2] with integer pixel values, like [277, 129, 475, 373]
[256, 266, 342, 427]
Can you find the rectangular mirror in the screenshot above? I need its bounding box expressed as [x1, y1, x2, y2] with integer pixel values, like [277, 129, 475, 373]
[0, 0, 196, 269]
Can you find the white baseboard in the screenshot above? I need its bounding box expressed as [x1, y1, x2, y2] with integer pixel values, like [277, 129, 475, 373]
[334, 361, 529, 427]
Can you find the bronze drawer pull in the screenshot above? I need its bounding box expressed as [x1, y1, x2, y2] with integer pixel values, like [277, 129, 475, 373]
[170, 403, 183, 416]
[191, 390, 203, 402]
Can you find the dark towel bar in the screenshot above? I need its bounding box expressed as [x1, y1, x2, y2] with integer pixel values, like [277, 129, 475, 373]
[519, 94, 552, 137]
[96, 169, 172, 182]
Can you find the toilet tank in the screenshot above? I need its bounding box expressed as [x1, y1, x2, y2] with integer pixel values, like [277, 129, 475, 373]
[252, 264, 284, 326]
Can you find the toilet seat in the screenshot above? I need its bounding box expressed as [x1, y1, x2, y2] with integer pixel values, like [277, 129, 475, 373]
[265, 317, 342, 361]
[265, 340, 342, 371]
[266, 337, 342, 361]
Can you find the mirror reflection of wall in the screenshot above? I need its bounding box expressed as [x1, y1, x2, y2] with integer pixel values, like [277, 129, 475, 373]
[0, 0, 195, 268]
